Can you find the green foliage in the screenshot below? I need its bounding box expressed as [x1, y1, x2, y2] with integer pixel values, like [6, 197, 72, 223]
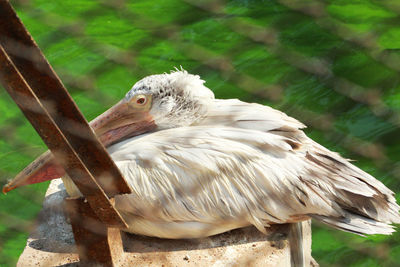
[0, 0, 400, 266]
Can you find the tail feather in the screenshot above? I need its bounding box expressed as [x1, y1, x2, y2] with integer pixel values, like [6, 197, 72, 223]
[312, 213, 397, 236]
[303, 141, 400, 235]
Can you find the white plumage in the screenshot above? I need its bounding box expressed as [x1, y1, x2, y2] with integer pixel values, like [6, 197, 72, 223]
[60, 71, 400, 238]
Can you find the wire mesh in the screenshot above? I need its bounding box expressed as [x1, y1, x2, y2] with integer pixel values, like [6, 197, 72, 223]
[0, 0, 400, 266]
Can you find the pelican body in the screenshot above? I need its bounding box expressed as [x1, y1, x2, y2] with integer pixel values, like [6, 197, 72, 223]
[4, 70, 400, 239]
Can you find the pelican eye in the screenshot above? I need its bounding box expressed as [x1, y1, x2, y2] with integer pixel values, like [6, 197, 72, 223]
[135, 95, 147, 105]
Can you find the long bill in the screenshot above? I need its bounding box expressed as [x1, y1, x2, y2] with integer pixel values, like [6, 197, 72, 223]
[2, 100, 156, 193]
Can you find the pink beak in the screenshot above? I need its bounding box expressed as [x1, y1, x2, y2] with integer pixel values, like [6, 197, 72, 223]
[2, 100, 156, 193]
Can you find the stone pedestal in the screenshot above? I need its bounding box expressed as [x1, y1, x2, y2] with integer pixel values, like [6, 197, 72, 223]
[17, 179, 317, 266]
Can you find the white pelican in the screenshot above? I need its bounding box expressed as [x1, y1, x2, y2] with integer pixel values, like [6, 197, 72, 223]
[4, 70, 400, 239]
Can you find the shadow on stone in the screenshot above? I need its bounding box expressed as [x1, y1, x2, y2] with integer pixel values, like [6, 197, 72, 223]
[122, 224, 289, 253]
[29, 238, 76, 253]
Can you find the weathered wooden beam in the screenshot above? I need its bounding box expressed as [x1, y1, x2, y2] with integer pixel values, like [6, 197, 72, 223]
[289, 221, 312, 267]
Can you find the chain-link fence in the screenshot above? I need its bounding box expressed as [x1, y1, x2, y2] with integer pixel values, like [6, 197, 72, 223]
[0, 0, 400, 266]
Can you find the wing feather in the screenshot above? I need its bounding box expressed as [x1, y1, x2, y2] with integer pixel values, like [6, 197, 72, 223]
[109, 125, 399, 237]
[202, 99, 306, 132]
[61, 99, 399, 238]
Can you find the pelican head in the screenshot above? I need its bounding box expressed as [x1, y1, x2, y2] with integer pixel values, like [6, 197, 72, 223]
[93, 69, 215, 147]
[3, 69, 214, 192]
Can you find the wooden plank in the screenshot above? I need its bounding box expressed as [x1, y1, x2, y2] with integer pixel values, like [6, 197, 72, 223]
[0, 0, 131, 198]
[0, 44, 127, 228]
[289, 221, 312, 267]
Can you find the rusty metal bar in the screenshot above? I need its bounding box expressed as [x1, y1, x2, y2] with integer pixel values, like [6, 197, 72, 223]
[0, 0, 131, 198]
[65, 197, 124, 266]
[0, 44, 127, 228]
[0, 0, 132, 228]
[0, 1, 133, 264]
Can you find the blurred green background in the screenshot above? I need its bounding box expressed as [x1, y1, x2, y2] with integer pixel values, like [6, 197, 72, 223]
[1, 0, 400, 266]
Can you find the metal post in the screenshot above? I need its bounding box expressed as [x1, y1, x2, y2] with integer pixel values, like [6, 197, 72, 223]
[0, 1, 133, 265]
